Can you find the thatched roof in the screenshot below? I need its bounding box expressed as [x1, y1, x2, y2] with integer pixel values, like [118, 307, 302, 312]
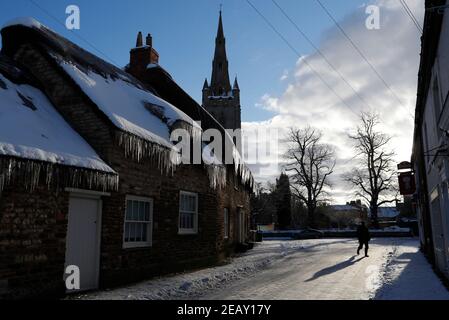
[2, 19, 203, 173]
[0, 54, 118, 192]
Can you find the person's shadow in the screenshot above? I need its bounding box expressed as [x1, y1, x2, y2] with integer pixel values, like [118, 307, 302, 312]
[305, 255, 366, 282]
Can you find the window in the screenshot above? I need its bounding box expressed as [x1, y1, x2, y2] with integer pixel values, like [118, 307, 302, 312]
[123, 196, 153, 248]
[224, 208, 229, 239]
[179, 191, 198, 234]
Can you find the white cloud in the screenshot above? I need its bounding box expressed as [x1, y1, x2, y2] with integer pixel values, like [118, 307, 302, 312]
[280, 69, 289, 81]
[243, 0, 424, 204]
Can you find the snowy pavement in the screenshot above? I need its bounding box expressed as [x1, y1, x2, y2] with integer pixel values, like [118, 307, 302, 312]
[75, 238, 449, 300]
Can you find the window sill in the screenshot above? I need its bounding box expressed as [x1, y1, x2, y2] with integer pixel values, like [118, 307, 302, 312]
[123, 242, 152, 249]
[178, 230, 198, 235]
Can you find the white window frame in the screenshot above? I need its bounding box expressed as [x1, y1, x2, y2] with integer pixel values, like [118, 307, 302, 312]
[123, 195, 153, 249]
[178, 191, 199, 235]
[224, 208, 229, 239]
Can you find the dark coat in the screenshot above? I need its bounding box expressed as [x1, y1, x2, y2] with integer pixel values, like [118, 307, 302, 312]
[357, 225, 371, 242]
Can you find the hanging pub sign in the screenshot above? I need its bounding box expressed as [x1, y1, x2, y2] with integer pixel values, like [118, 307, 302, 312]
[397, 161, 412, 170]
[398, 172, 416, 195]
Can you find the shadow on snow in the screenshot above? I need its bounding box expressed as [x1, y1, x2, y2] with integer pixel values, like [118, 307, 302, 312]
[305, 255, 366, 282]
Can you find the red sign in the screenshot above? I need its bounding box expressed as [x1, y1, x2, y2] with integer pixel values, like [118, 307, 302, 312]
[397, 161, 412, 170]
[398, 172, 416, 195]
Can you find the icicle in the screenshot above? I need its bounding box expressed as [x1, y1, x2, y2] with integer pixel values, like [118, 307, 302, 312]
[116, 130, 180, 175]
[0, 156, 118, 193]
[205, 164, 227, 189]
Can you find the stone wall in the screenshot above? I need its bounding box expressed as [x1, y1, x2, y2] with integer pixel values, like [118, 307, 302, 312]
[203, 96, 242, 132]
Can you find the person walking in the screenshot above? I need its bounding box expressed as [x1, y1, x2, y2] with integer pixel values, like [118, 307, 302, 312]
[357, 221, 371, 257]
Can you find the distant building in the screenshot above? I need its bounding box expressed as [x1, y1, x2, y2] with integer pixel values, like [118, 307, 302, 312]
[376, 207, 400, 220]
[202, 11, 242, 149]
[324, 200, 368, 229]
[375, 207, 400, 228]
[412, 0, 449, 280]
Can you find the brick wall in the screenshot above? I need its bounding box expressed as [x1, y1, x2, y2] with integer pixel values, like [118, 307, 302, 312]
[99, 148, 245, 287]
[0, 185, 69, 299]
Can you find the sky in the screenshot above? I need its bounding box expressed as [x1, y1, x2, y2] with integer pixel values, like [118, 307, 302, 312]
[0, 0, 425, 204]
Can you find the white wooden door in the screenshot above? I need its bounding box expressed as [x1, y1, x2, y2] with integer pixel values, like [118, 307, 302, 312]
[65, 195, 101, 292]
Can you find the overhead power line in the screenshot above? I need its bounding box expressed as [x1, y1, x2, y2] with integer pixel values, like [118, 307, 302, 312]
[245, 0, 358, 116]
[315, 0, 414, 119]
[399, 0, 423, 33]
[26, 0, 118, 65]
[271, 0, 373, 111]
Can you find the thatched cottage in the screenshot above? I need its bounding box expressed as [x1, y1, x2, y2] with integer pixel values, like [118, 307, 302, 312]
[0, 18, 253, 299]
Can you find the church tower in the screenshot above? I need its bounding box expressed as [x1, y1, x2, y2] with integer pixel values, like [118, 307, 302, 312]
[202, 10, 242, 135]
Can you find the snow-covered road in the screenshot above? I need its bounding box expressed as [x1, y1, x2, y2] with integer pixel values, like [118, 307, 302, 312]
[75, 238, 449, 300]
[203, 238, 449, 300]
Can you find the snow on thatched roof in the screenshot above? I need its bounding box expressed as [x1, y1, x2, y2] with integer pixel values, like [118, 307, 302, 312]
[53, 53, 200, 151]
[0, 55, 118, 192]
[1, 18, 254, 190]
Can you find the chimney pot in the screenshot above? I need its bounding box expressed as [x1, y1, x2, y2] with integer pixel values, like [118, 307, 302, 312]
[146, 34, 153, 47]
[136, 31, 143, 47]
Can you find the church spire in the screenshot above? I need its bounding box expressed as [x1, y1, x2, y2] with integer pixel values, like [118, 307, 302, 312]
[217, 9, 225, 41]
[210, 10, 231, 96]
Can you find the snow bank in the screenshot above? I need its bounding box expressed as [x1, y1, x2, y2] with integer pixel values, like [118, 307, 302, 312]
[374, 239, 449, 300]
[0, 72, 114, 174]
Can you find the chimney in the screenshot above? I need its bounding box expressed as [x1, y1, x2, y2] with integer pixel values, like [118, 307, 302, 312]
[127, 31, 160, 80]
[146, 33, 152, 47]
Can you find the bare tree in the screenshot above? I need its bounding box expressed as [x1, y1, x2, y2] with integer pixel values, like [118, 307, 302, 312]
[345, 113, 398, 228]
[284, 127, 336, 227]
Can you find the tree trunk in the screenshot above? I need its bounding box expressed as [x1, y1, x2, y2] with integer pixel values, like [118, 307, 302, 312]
[307, 205, 316, 228]
[370, 204, 379, 228]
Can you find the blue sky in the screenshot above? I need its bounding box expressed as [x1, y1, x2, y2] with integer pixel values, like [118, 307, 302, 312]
[0, 0, 425, 202]
[0, 0, 365, 123]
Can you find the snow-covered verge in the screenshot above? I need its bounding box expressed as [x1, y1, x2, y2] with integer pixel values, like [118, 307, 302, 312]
[72, 240, 326, 300]
[373, 239, 449, 300]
